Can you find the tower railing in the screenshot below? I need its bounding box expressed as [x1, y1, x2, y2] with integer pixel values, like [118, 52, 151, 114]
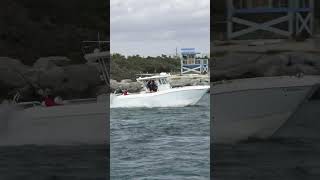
[227, 0, 314, 39]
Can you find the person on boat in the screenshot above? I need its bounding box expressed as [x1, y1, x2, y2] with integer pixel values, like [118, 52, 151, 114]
[154, 81, 158, 92]
[122, 89, 128, 95]
[149, 80, 158, 92]
[42, 88, 62, 107]
[54, 96, 64, 104]
[43, 95, 58, 107]
[146, 80, 152, 91]
[37, 89, 45, 97]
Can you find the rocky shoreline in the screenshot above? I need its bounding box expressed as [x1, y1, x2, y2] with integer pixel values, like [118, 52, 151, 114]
[211, 51, 320, 82]
[0, 57, 103, 101]
[0, 57, 209, 101]
[3, 50, 319, 101]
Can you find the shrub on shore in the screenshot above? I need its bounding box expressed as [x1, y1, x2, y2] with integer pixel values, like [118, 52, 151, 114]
[111, 53, 181, 81]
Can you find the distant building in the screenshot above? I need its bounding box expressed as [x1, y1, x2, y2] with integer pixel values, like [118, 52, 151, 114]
[212, 0, 318, 40]
[180, 48, 208, 74]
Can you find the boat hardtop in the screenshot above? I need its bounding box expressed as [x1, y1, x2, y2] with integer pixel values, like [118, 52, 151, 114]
[135, 73, 172, 92]
[136, 72, 171, 81]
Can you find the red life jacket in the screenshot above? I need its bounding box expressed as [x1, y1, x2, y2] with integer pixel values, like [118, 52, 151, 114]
[44, 96, 57, 107]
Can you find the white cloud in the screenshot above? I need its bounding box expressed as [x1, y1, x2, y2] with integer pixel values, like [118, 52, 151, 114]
[111, 0, 210, 57]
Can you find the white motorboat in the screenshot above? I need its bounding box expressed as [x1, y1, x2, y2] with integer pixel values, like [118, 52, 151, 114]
[0, 96, 108, 145]
[0, 40, 110, 146]
[211, 75, 320, 144]
[110, 73, 210, 108]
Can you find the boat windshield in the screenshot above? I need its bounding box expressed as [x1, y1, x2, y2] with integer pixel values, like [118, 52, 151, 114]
[142, 78, 168, 85]
[158, 78, 168, 85]
[137, 74, 171, 92]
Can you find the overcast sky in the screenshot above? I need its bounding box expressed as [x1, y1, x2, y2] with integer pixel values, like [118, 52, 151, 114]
[110, 0, 210, 57]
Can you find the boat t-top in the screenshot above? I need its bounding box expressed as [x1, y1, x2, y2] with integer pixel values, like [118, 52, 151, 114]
[110, 73, 209, 108]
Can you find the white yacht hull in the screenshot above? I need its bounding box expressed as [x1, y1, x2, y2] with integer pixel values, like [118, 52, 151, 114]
[212, 76, 320, 144]
[110, 85, 210, 108]
[0, 100, 108, 146]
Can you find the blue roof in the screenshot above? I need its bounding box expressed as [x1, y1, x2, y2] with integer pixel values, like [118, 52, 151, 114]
[181, 48, 195, 51]
[181, 48, 199, 55]
[181, 52, 200, 55]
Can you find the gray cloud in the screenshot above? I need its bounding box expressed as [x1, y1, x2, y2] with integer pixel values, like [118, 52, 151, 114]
[111, 0, 210, 57]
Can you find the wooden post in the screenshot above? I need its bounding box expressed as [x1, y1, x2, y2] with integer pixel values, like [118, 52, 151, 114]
[227, 0, 234, 40]
[289, 0, 295, 37]
[310, 0, 314, 35]
[180, 52, 183, 75]
[248, 0, 253, 8]
[268, 0, 273, 8]
[294, 0, 300, 36]
[200, 59, 203, 74]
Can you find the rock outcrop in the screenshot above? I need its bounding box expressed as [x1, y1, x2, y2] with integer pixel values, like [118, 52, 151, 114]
[0, 57, 104, 101]
[211, 52, 320, 81]
[0, 57, 30, 88]
[168, 75, 209, 87]
[110, 79, 143, 93]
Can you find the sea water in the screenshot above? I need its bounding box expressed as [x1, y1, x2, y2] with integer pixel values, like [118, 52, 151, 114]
[111, 94, 210, 179]
[0, 145, 108, 179]
[0, 94, 209, 179]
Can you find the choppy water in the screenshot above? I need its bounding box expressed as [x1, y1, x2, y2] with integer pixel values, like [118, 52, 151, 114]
[111, 94, 210, 179]
[0, 145, 109, 180]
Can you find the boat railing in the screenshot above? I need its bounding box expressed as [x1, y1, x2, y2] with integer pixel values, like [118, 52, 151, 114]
[17, 101, 43, 109]
[65, 98, 97, 104]
[81, 41, 109, 56]
[16, 97, 101, 109]
[12, 92, 21, 104]
[135, 73, 156, 78]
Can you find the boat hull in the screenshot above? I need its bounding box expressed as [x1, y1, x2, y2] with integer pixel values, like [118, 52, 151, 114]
[212, 84, 314, 144]
[110, 85, 210, 108]
[0, 101, 109, 146]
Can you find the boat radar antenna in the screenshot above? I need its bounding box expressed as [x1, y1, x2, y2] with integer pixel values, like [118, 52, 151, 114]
[82, 36, 110, 91]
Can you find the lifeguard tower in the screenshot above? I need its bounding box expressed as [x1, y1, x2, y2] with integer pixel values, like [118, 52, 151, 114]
[226, 0, 315, 39]
[180, 48, 208, 74]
